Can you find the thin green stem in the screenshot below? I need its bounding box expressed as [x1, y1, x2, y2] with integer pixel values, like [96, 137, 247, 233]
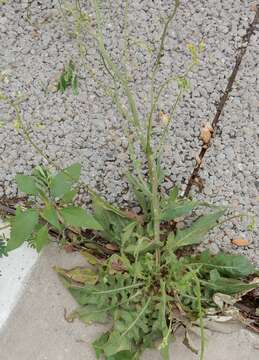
[152, 0, 180, 74]
[91, 282, 144, 295]
[122, 296, 151, 336]
[142, 2, 180, 265]
[156, 62, 195, 157]
[122, 0, 130, 68]
[193, 274, 205, 360]
[147, 0, 180, 139]
[91, 0, 145, 149]
[156, 89, 182, 156]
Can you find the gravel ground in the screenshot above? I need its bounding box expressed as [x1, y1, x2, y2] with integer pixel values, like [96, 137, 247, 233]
[0, 0, 258, 263]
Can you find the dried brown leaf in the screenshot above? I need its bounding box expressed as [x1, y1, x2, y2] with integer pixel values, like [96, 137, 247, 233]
[105, 243, 119, 251]
[63, 243, 76, 253]
[200, 123, 213, 144]
[123, 210, 144, 224]
[232, 238, 250, 247]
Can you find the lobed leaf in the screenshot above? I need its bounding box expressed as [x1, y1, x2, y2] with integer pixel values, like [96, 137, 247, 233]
[189, 251, 256, 278]
[202, 277, 259, 296]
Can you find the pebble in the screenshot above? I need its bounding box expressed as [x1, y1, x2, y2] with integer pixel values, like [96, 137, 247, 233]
[208, 242, 220, 255]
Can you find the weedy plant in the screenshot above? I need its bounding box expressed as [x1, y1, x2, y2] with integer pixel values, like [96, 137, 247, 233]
[0, 1, 258, 359]
[57, 60, 78, 95]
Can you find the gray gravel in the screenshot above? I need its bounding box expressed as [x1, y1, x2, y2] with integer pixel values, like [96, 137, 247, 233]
[0, 0, 258, 263]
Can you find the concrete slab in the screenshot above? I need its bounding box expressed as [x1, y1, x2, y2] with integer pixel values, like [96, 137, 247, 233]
[0, 220, 38, 328]
[0, 244, 259, 360]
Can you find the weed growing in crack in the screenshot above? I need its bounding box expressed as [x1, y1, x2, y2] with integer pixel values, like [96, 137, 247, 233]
[0, 1, 259, 359]
[1, 161, 258, 359]
[57, 60, 78, 95]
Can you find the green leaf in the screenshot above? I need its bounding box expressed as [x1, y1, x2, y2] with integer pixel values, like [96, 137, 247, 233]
[161, 200, 201, 221]
[127, 173, 151, 218]
[167, 209, 226, 250]
[92, 194, 132, 244]
[190, 251, 256, 278]
[92, 193, 127, 217]
[102, 331, 131, 357]
[124, 238, 161, 255]
[62, 162, 81, 181]
[57, 61, 77, 94]
[61, 189, 77, 204]
[16, 175, 38, 195]
[168, 186, 179, 203]
[203, 277, 259, 295]
[7, 208, 39, 251]
[34, 225, 49, 252]
[50, 163, 81, 198]
[50, 173, 71, 198]
[93, 332, 110, 359]
[60, 207, 103, 230]
[121, 222, 138, 250]
[156, 159, 166, 186]
[41, 205, 62, 231]
[57, 74, 67, 92]
[108, 351, 136, 360]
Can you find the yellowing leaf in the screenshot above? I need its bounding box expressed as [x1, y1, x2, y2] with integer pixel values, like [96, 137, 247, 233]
[81, 250, 103, 265]
[54, 266, 98, 285]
